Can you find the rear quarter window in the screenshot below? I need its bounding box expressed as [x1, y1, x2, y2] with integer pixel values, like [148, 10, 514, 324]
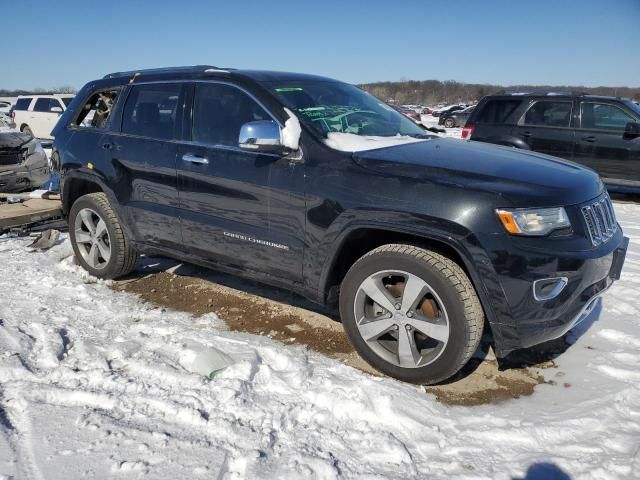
[14, 98, 32, 111]
[474, 99, 522, 124]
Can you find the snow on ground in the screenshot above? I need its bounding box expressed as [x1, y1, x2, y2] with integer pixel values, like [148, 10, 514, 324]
[0, 204, 639, 479]
[420, 114, 463, 139]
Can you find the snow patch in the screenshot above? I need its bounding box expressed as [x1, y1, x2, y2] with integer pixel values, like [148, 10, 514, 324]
[324, 132, 427, 152]
[281, 107, 301, 150]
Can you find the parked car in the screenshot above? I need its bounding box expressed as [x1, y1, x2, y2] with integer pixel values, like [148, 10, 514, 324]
[432, 104, 467, 117]
[53, 66, 628, 385]
[389, 104, 421, 123]
[11, 94, 75, 140]
[0, 114, 17, 131]
[0, 131, 49, 192]
[463, 92, 640, 192]
[438, 105, 475, 128]
[0, 101, 12, 115]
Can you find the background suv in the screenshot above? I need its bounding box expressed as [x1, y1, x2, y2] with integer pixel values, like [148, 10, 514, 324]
[463, 92, 640, 192]
[52, 67, 627, 385]
[12, 94, 75, 139]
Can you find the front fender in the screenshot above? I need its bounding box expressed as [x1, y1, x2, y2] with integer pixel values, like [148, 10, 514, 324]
[313, 212, 504, 331]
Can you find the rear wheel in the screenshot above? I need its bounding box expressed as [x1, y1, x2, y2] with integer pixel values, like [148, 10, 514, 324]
[69, 193, 137, 279]
[339, 244, 484, 384]
[444, 117, 456, 128]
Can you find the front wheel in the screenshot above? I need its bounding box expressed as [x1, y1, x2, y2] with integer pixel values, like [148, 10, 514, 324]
[444, 117, 456, 128]
[69, 192, 137, 279]
[339, 244, 484, 384]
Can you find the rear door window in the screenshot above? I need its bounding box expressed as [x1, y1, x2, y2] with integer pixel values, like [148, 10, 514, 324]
[475, 99, 522, 124]
[580, 102, 635, 131]
[14, 98, 32, 110]
[73, 89, 121, 129]
[33, 98, 53, 113]
[522, 101, 572, 127]
[192, 83, 271, 147]
[122, 84, 182, 140]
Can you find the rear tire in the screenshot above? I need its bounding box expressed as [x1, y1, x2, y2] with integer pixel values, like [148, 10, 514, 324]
[69, 192, 137, 279]
[339, 244, 484, 384]
[444, 117, 456, 128]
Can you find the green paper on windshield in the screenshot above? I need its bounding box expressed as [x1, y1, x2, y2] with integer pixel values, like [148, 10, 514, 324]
[275, 87, 304, 92]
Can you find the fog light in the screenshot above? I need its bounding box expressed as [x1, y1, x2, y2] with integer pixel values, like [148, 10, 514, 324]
[533, 277, 568, 301]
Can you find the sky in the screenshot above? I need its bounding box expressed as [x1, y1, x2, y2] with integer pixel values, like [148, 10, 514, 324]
[2, 0, 639, 90]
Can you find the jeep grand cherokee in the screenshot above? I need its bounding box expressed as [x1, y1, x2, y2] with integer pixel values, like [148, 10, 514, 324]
[51, 66, 628, 384]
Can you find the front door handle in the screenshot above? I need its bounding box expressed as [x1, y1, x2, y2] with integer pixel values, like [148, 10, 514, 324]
[520, 131, 532, 138]
[102, 142, 112, 150]
[182, 153, 209, 165]
[581, 136, 597, 143]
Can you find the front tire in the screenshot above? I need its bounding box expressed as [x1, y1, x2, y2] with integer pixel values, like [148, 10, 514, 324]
[444, 117, 456, 128]
[69, 192, 137, 279]
[339, 244, 484, 384]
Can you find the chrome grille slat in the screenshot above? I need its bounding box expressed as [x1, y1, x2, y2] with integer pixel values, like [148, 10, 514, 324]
[581, 194, 617, 246]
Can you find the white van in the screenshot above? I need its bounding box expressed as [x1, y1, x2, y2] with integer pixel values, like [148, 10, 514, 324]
[12, 94, 74, 139]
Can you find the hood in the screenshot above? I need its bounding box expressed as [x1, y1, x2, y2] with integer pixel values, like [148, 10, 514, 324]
[351, 138, 603, 207]
[0, 131, 32, 149]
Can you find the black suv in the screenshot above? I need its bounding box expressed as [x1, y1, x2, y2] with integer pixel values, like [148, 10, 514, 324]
[463, 92, 640, 192]
[52, 67, 628, 384]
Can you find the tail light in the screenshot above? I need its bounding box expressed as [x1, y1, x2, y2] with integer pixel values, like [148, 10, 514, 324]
[10, 111, 15, 120]
[461, 125, 475, 140]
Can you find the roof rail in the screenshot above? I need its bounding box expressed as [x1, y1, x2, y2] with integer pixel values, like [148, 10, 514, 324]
[495, 88, 589, 97]
[102, 65, 230, 79]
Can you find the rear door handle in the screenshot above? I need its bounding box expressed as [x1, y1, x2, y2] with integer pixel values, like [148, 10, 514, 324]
[520, 131, 532, 138]
[582, 136, 597, 143]
[182, 153, 209, 165]
[102, 142, 112, 150]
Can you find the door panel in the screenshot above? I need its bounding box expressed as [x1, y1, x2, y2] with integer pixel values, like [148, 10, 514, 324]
[105, 83, 184, 249]
[574, 102, 640, 183]
[177, 82, 305, 282]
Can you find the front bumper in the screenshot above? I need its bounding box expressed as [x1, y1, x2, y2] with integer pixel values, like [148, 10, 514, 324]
[0, 150, 49, 193]
[480, 229, 629, 357]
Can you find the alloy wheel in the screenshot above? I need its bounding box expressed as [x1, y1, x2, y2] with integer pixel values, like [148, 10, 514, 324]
[353, 270, 450, 368]
[74, 208, 111, 270]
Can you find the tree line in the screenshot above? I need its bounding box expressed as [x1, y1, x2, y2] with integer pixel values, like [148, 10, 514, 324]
[0, 86, 77, 96]
[359, 79, 640, 106]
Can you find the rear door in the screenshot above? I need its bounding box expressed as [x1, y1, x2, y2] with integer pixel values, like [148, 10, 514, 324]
[574, 101, 640, 183]
[176, 81, 305, 281]
[30, 98, 61, 139]
[105, 83, 185, 249]
[512, 99, 575, 159]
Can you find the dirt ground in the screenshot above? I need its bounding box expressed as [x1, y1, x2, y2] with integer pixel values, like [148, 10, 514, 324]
[113, 259, 571, 406]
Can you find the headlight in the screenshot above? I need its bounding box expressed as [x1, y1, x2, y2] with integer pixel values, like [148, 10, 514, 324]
[496, 207, 570, 236]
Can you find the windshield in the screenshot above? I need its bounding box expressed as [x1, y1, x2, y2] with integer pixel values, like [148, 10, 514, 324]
[623, 99, 640, 117]
[267, 81, 427, 137]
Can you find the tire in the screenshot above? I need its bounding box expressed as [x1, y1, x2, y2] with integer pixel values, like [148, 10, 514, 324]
[444, 117, 456, 128]
[21, 125, 33, 137]
[69, 192, 137, 279]
[339, 244, 484, 384]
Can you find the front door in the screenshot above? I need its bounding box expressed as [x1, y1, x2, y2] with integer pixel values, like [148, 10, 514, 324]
[176, 82, 305, 282]
[574, 101, 640, 184]
[513, 99, 575, 159]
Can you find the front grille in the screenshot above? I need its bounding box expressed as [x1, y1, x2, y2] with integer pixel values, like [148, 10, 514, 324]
[581, 194, 617, 246]
[0, 152, 22, 166]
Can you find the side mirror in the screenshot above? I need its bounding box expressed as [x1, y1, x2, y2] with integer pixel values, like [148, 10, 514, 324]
[50, 106, 63, 114]
[624, 122, 640, 139]
[238, 120, 288, 155]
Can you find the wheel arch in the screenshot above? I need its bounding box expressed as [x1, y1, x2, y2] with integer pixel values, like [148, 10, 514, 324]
[319, 225, 494, 321]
